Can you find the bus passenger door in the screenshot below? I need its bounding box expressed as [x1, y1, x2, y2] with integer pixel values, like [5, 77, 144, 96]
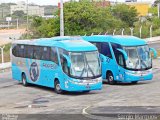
[42, 47, 60, 88]
[116, 52, 125, 82]
[100, 42, 114, 80]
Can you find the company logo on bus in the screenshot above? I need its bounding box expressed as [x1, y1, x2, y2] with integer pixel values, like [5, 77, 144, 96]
[30, 62, 39, 82]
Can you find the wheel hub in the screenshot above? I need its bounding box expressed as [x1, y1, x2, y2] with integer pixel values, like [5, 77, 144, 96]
[109, 76, 113, 82]
[56, 84, 60, 91]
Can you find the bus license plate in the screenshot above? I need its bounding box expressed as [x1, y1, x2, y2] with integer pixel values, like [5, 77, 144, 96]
[86, 84, 90, 89]
[140, 77, 144, 81]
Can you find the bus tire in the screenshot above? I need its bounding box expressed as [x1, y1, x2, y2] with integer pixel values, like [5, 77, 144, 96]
[22, 73, 28, 87]
[83, 90, 90, 93]
[54, 79, 63, 94]
[107, 72, 116, 85]
[131, 81, 138, 84]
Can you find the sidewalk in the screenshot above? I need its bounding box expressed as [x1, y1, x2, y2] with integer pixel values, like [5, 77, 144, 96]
[0, 62, 11, 70]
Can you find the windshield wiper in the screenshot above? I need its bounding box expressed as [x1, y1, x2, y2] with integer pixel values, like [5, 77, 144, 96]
[84, 54, 95, 77]
[80, 67, 87, 78]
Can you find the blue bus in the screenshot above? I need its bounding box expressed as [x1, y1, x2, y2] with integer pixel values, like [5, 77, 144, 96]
[83, 35, 157, 84]
[11, 37, 102, 93]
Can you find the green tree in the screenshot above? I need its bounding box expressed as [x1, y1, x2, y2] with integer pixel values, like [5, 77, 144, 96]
[149, 7, 158, 16]
[12, 10, 25, 18]
[112, 4, 138, 27]
[24, 1, 140, 39]
[62, 1, 124, 35]
[28, 16, 57, 38]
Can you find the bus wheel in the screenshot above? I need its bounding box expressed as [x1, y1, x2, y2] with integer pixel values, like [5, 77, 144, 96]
[83, 90, 90, 93]
[22, 73, 28, 87]
[107, 72, 116, 85]
[54, 80, 63, 94]
[132, 81, 138, 84]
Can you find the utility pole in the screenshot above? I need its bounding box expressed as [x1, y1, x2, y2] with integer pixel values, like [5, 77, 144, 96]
[150, 25, 152, 38]
[121, 28, 124, 36]
[17, 19, 19, 29]
[0, 46, 5, 64]
[26, 0, 29, 38]
[60, 0, 64, 36]
[158, 3, 160, 18]
[0, 8, 4, 18]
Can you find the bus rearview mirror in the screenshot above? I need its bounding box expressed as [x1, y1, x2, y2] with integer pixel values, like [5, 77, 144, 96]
[63, 54, 71, 67]
[117, 49, 128, 60]
[149, 48, 157, 59]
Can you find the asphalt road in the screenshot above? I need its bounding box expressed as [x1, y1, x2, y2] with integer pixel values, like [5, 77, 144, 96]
[0, 32, 21, 41]
[0, 59, 160, 120]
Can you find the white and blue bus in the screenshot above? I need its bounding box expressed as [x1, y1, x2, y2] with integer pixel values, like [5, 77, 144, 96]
[83, 35, 157, 84]
[11, 37, 102, 93]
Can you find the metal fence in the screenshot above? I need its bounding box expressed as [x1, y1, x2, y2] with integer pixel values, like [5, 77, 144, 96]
[0, 19, 27, 29]
[86, 25, 155, 39]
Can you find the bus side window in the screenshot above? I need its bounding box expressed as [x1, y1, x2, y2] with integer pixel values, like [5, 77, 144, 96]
[33, 46, 42, 60]
[50, 47, 58, 64]
[18, 45, 24, 58]
[101, 43, 112, 59]
[25, 45, 34, 59]
[12, 45, 17, 57]
[41, 47, 50, 61]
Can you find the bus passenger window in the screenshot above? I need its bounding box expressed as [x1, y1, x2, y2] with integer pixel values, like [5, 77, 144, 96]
[41, 47, 50, 61]
[16, 45, 24, 58]
[26, 46, 34, 59]
[101, 43, 112, 58]
[51, 48, 58, 64]
[12, 45, 17, 57]
[33, 46, 42, 60]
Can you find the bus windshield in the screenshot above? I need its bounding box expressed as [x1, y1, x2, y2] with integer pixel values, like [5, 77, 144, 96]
[70, 51, 101, 79]
[124, 45, 151, 70]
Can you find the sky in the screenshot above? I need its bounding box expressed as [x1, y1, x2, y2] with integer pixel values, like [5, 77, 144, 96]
[0, 0, 153, 6]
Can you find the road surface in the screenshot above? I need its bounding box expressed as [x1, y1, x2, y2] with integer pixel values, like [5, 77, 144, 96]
[149, 41, 160, 50]
[0, 59, 160, 120]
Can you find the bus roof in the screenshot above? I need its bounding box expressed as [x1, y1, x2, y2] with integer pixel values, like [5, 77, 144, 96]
[82, 35, 147, 46]
[13, 36, 97, 52]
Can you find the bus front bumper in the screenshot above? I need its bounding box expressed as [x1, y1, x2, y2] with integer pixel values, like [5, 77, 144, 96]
[63, 77, 102, 92]
[123, 69, 153, 82]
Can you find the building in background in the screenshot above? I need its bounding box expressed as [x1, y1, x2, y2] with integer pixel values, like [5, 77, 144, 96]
[42, 5, 58, 16]
[125, 0, 137, 2]
[126, 2, 151, 16]
[0, 3, 14, 20]
[10, 1, 44, 16]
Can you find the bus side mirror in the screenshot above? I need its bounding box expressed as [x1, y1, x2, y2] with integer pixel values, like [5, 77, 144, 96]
[117, 48, 128, 60]
[63, 54, 71, 67]
[100, 54, 106, 62]
[149, 48, 157, 59]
